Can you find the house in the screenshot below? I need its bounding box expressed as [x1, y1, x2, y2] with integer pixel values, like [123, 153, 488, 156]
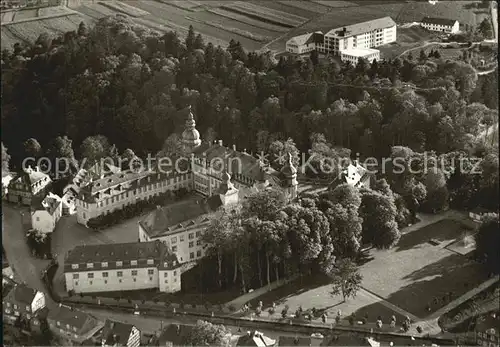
[475, 312, 500, 347]
[286, 31, 324, 54]
[420, 17, 460, 34]
[7, 166, 52, 205]
[237, 331, 276, 347]
[47, 303, 105, 345]
[329, 160, 372, 189]
[31, 192, 63, 234]
[278, 336, 312, 346]
[469, 207, 498, 223]
[101, 319, 141, 347]
[340, 47, 380, 65]
[2, 283, 46, 325]
[158, 324, 195, 346]
[63, 240, 182, 294]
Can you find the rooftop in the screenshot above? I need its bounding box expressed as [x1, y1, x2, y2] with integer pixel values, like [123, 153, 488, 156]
[101, 319, 136, 346]
[158, 324, 195, 346]
[340, 47, 380, 57]
[326, 17, 396, 38]
[287, 31, 324, 46]
[4, 283, 39, 305]
[421, 16, 457, 26]
[64, 240, 179, 273]
[139, 198, 214, 238]
[237, 331, 276, 347]
[47, 304, 104, 339]
[32, 192, 62, 215]
[278, 336, 311, 346]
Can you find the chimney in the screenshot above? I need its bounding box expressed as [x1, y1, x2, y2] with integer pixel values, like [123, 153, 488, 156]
[218, 140, 223, 146]
[176, 325, 180, 335]
[35, 166, 40, 172]
[232, 144, 236, 151]
[243, 148, 247, 154]
[343, 27, 347, 33]
[247, 331, 251, 337]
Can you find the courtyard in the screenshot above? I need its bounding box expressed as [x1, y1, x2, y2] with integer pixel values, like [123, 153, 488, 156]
[241, 213, 487, 329]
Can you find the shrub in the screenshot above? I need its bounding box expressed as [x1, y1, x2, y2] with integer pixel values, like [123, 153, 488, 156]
[349, 316, 355, 325]
[228, 304, 236, 312]
[268, 307, 276, 315]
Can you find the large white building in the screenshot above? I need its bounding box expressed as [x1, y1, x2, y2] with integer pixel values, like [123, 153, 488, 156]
[64, 241, 182, 294]
[420, 17, 459, 34]
[31, 192, 63, 234]
[285, 17, 396, 58]
[340, 48, 380, 66]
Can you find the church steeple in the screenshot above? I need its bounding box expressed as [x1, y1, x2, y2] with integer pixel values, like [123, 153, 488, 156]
[281, 152, 298, 200]
[182, 105, 201, 152]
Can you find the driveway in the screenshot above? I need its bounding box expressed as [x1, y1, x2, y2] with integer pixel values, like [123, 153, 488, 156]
[2, 203, 55, 308]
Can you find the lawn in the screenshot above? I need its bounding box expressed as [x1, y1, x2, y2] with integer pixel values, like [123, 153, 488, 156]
[243, 217, 489, 324]
[377, 26, 440, 59]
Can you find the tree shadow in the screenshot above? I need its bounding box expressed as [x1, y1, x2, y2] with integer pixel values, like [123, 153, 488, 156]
[246, 274, 331, 309]
[383, 253, 488, 318]
[396, 219, 473, 252]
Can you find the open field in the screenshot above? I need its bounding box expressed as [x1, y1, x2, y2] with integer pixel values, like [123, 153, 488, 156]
[245, 217, 487, 323]
[377, 26, 440, 59]
[251, 0, 322, 20]
[276, 0, 331, 15]
[207, 8, 289, 33]
[307, 0, 359, 8]
[98, 1, 149, 17]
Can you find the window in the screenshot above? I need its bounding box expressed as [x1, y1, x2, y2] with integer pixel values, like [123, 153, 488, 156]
[174, 278, 177, 282]
[116, 261, 123, 267]
[189, 241, 194, 248]
[71, 264, 79, 269]
[164, 279, 168, 283]
[172, 246, 177, 252]
[164, 272, 168, 277]
[173, 271, 177, 276]
[130, 260, 137, 266]
[188, 233, 194, 240]
[117, 271, 123, 277]
[133, 278, 136, 282]
[147, 259, 154, 265]
[131, 270, 138, 276]
[101, 262, 108, 268]
[87, 273, 94, 279]
[171, 237, 177, 244]
[102, 272, 108, 277]
[148, 269, 154, 275]
[190, 252, 194, 259]
[197, 250, 202, 257]
[104, 280, 108, 284]
[87, 263, 94, 269]
[196, 231, 201, 237]
[73, 274, 79, 279]
[180, 235, 185, 242]
[36, 217, 40, 221]
[75, 281, 79, 286]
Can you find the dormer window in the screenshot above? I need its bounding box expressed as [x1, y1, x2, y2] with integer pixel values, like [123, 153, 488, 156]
[164, 262, 169, 267]
[130, 260, 138, 266]
[96, 183, 101, 187]
[147, 259, 154, 265]
[101, 262, 108, 268]
[108, 179, 113, 183]
[87, 263, 93, 269]
[71, 264, 79, 270]
[116, 261, 123, 267]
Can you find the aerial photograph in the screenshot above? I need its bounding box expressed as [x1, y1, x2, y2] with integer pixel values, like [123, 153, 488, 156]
[1, 0, 498, 346]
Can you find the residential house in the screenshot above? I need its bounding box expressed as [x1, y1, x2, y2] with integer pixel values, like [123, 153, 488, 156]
[237, 331, 276, 347]
[329, 160, 372, 189]
[63, 240, 182, 294]
[7, 166, 52, 205]
[31, 192, 63, 234]
[2, 283, 46, 325]
[476, 312, 500, 347]
[421, 17, 460, 33]
[469, 207, 498, 223]
[157, 324, 194, 346]
[286, 31, 324, 54]
[101, 319, 141, 347]
[47, 304, 105, 345]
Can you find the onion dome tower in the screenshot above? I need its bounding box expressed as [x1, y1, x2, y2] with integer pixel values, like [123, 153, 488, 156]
[182, 105, 201, 153]
[280, 152, 298, 200]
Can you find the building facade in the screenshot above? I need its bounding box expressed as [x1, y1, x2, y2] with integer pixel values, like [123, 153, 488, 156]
[2, 283, 46, 324]
[286, 17, 396, 57]
[421, 17, 459, 33]
[340, 48, 380, 66]
[63, 241, 182, 294]
[31, 192, 63, 234]
[7, 166, 52, 205]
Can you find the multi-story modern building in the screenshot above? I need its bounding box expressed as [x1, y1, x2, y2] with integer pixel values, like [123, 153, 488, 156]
[340, 48, 380, 66]
[420, 17, 459, 34]
[47, 304, 104, 345]
[31, 192, 63, 234]
[285, 17, 396, 62]
[64, 241, 182, 294]
[7, 166, 52, 205]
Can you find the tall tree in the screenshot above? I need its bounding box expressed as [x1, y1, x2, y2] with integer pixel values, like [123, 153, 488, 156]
[186, 25, 196, 51]
[23, 138, 42, 160]
[2, 142, 11, 176]
[474, 215, 500, 274]
[327, 258, 362, 302]
[186, 320, 231, 347]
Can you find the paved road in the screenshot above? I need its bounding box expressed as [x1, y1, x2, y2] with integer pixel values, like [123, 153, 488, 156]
[2, 204, 55, 308]
[80, 307, 323, 345]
